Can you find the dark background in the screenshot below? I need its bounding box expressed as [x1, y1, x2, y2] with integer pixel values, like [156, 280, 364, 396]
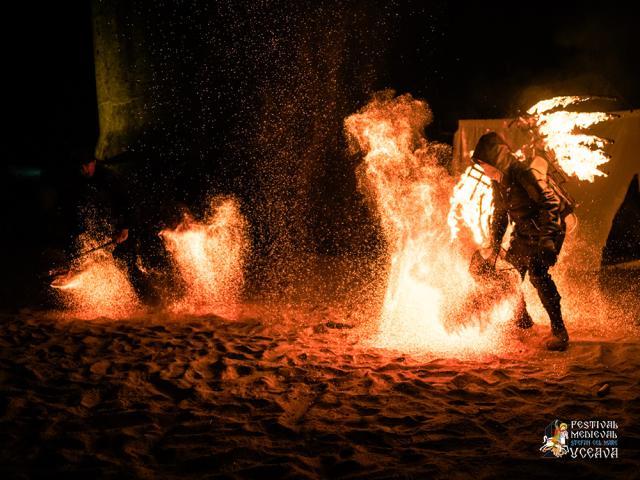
[1, 0, 638, 307]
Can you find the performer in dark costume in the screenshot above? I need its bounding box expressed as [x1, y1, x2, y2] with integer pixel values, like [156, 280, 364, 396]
[472, 132, 570, 351]
[60, 155, 152, 303]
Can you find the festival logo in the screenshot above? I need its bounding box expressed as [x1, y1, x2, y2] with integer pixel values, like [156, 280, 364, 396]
[540, 419, 569, 458]
[539, 419, 620, 459]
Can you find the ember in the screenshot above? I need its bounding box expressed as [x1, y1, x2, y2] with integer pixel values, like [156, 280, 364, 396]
[345, 92, 517, 354]
[160, 197, 249, 318]
[51, 236, 139, 319]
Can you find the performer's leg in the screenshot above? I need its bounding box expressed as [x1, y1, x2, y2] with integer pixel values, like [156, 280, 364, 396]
[514, 265, 533, 329]
[113, 236, 151, 304]
[528, 259, 569, 349]
[505, 236, 533, 330]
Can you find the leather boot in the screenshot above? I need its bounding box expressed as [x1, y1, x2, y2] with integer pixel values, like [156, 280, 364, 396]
[546, 308, 569, 351]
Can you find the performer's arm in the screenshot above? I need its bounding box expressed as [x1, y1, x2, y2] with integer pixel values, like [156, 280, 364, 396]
[490, 182, 508, 253]
[518, 157, 562, 238]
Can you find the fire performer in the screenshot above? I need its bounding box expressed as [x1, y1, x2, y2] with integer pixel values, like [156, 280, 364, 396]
[59, 153, 151, 302]
[74, 156, 130, 243]
[471, 132, 570, 351]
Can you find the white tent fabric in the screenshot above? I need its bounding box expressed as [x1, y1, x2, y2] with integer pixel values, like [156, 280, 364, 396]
[452, 110, 640, 270]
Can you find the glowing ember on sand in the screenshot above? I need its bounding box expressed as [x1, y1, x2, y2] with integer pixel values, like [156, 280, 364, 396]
[160, 197, 249, 318]
[345, 92, 517, 354]
[51, 237, 139, 319]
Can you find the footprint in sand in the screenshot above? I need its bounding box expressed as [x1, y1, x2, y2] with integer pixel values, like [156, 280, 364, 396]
[89, 360, 111, 376]
[80, 389, 101, 408]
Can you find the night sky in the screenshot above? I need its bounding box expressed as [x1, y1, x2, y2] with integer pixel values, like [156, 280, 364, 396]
[3, 1, 638, 168]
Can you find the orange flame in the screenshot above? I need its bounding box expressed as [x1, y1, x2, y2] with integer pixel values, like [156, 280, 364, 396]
[447, 165, 494, 246]
[448, 96, 613, 244]
[526, 95, 590, 115]
[527, 96, 613, 181]
[51, 238, 139, 319]
[345, 92, 515, 354]
[160, 197, 249, 318]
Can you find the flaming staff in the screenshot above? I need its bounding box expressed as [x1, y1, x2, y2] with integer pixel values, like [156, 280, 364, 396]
[526, 96, 614, 182]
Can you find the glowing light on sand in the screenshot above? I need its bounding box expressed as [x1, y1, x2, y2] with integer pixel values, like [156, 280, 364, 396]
[345, 92, 516, 354]
[160, 197, 249, 318]
[51, 238, 139, 319]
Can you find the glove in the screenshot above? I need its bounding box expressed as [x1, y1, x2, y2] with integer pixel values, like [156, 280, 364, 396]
[538, 238, 558, 266]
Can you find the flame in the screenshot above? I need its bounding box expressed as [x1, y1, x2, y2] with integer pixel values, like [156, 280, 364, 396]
[448, 96, 613, 244]
[525, 95, 590, 115]
[447, 165, 494, 246]
[160, 197, 249, 318]
[51, 238, 139, 319]
[345, 92, 515, 354]
[527, 96, 613, 182]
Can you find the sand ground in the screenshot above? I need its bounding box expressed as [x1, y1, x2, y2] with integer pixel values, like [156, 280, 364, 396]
[1, 302, 639, 479]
